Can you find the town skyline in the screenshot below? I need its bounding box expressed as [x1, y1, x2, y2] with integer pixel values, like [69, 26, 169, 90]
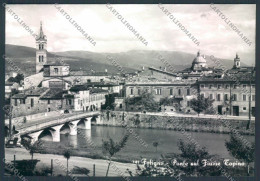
[5, 4, 255, 65]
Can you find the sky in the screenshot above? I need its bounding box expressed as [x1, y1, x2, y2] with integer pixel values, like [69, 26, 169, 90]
[5, 4, 256, 65]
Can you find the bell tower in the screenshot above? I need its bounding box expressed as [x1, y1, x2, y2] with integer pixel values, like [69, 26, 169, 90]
[36, 21, 47, 73]
[233, 53, 240, 69]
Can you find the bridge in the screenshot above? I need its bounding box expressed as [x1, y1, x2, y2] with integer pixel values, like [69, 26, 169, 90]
[5, 111, 101, 144]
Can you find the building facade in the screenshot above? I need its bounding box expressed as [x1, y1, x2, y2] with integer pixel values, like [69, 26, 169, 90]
[36, 22, 47, 73]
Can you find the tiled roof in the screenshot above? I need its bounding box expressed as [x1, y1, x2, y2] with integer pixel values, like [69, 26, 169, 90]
[5, 81, 16, 86]
[90, 88, 108, 94]
[12, 94, 27, 99]
[44, 61, 69, 66]
[198, 73, 255, 83]
[24, 87, 49, 96]
[12, 87, 49, 99]
[70, 85, 90, 92]
[40, 88, 64, 99]
[84, 82, 118, 87]
[70, 71, 113, 76]
[148, 67, 177, 77]
[42, 77, 71, 84]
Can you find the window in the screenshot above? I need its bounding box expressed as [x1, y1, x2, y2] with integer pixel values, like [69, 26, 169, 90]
[39, 56, 41, 62]
[20, 99, 25, 104]
[187, 101, 190, 107]
[42, 44, 44, 49]
[225, 84, 229, 89]
[210, 94, 213, 99]
[201, 93, 204, 98]
[233, 85, 238, 89]
[243, 107, 246, 111]
[252, 95, 255, 101]
[233, 94, 237, 101]
[252, 84, 255, 89]
[217, 94, 221, 101]
[48, 108, 51, 112]
[170, 88, 173, 95]
[130, 88, 134, 95]
[209, 85, 213, 89]
[224, 94, 228, 101]
[200, 84, 205, 88]
[187, 88, 190, 95]
[217, 84, 222, 89]
[14, 99, 17, 106]
[156, 88, 162, 95]
[243, 85, 247, 88]
[31, 98, 34, 107]
[54, 68, 59, 74]
[39, 44, 41, 50]
[178, 89, 181, 96]
[120, 104, 122, 108]
[87, 79, 91, 83]
[78, 99, 80, 105]
[138, 89, 141, 95]
[48, 100, 50, 104]
[243, 95, 246, 101]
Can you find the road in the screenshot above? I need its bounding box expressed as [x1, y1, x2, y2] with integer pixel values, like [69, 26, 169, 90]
[5, 147, 137, 177]
[6, 111, 99, 128]
[114, 111, 255, 120]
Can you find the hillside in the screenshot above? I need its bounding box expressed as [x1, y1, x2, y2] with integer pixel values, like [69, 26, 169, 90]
[5, 44, 246, 77]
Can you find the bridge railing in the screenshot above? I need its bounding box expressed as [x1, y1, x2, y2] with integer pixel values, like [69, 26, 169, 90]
[18, 111, 100, 135]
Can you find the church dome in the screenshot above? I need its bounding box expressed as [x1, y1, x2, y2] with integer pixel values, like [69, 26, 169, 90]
[193, 51, 206, 64]
[191, 51, 208, 71]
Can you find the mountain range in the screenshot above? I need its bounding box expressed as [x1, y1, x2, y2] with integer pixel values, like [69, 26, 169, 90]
[5, 44, 247, 77]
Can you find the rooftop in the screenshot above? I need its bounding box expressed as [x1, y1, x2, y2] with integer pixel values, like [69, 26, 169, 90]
[44, 61, 69, 66]
[70, 85, 90, 92]
[90, 88, 109, 94]
[40, 88, 65, 99]
[12, 87, 49, 99]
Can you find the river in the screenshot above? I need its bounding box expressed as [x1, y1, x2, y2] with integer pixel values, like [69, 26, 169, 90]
[39, 125, 254, 162]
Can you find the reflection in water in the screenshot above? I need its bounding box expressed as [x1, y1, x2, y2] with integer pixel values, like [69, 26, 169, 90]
[68, 135, 78, 148]
[44, 126, 254, 161]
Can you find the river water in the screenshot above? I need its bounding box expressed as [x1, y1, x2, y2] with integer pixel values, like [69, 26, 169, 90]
[39, 125, 254, 162]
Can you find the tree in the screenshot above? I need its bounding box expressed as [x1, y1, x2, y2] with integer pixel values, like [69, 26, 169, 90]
[15, 73, 24, 85]
[102, 134, 129, 176]
[190, 95, 214, 116]
[21, 139, 43, 160]
[159, 97, 173, 112]
[63, 149, 71, 176]
[124, 92, 159, 112]
[225, 134, 255, 176]
[153, 141, 159, 152]
[7, 73, 24, 85]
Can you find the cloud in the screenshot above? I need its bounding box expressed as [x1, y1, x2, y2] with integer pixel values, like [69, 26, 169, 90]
[5, 4, 255, 65]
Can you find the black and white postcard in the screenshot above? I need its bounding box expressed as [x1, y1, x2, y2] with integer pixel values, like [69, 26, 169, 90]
[2, 2, 257, 181]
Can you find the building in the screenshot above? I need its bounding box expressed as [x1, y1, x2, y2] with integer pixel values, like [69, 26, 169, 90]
[43, 61, 70, 77]
[198, 73, 255, 117]
[5, 81, 20, 98]
[125, 80, 197, 113]
[36, 22, 47, 73]
[69, 85, 108, 112]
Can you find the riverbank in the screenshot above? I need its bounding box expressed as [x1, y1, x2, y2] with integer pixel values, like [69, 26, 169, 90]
[5, 147, 136, 177]
[96, 111, 255, 135]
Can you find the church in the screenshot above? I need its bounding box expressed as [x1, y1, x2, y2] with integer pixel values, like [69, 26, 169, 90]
[11, 22, 123, 118]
